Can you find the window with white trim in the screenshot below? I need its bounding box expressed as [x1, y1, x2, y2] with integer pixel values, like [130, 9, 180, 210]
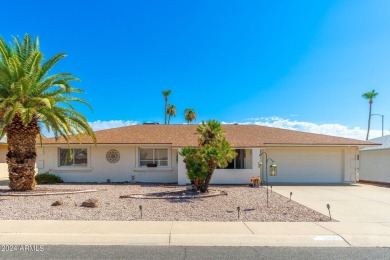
[58, 148, 88, 167]
[224, 149, 252, 169]
[139, 148, 168, 167]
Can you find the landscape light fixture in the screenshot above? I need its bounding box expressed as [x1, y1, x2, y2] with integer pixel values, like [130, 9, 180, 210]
[259, 152, 278, 208]
[139, 205, 143, 219]
[327, 204, 332, 220]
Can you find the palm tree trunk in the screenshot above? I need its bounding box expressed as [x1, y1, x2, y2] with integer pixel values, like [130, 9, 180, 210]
[6, 114, 40, 191]
[164, 99, 167, 125]
[366, 100, 372, 140]
[201, 170, 214, 193]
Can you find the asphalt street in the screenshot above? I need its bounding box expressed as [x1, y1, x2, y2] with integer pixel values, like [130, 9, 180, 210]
[1, 246, 390, 260]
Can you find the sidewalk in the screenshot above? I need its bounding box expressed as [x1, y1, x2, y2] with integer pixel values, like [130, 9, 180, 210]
[1, 220, 390, 247]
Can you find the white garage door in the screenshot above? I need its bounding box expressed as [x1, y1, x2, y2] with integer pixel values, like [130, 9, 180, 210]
[266, 148, 343, 183]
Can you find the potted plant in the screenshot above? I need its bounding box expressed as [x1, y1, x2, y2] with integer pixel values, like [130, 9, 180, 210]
[250, 177, 261, 187]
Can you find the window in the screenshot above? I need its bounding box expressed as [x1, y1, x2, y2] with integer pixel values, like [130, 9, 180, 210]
[59, 148, 88, 167]
[224, 149, 252, 169]
[139, 148, 168, 167]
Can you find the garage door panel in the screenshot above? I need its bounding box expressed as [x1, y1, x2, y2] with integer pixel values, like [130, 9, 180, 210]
[266, 149, 343, 183]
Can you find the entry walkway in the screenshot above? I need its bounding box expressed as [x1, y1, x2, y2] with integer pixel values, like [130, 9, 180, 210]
[1, 184, 390, 247]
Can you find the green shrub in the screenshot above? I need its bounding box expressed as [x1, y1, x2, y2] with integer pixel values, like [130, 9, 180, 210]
[35, 172, 64, 184]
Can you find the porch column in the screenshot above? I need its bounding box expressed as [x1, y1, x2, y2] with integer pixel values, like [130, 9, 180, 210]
[177, 149, 189, 185]
[253, 148, 261, 179]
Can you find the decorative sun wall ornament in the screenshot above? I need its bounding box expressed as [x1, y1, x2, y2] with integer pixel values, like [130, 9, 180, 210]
[106, 149, 120, 163]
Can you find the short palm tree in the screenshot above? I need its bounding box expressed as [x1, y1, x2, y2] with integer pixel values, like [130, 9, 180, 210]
[180, 120, 236, 192]
[184, 108, 197, 124]
[362, 89, 379, 140]
[166, 104, 176, 124]
[196, 120, 224, 146]
[0, 34, 96, 191]
[161, 90, 171, 124]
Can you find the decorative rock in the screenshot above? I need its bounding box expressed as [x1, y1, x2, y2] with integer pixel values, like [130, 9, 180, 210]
[81, 198, 99, 208]
[186, 184, 194, 190]
[51, 200, 63, 206]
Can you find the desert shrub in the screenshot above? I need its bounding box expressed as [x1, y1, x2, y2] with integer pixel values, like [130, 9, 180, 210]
[35, 172, 64, 184]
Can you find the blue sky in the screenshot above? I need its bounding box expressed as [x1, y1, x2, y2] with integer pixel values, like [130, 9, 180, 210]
[1, 0, 390, 139]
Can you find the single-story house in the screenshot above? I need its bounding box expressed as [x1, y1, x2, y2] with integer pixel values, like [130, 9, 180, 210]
[359, 135, 390, 184]
[36, 124, 376, 185]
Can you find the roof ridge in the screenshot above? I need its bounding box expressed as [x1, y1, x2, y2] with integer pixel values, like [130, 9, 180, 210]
[41, 124, 376, 146]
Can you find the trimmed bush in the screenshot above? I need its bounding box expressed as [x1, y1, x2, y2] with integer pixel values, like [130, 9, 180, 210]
[35, 172, 64, 184]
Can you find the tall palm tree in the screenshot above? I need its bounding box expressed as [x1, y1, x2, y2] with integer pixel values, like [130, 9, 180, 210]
[362, 89, 379, 140]
[161, 90, 171, 124]
[184, 108, 197, 124]
[166, 104, 176, 124]
[0, 34, 96, 191]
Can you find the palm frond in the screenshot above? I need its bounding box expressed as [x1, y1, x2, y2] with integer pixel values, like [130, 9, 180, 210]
[0, 33, 96, 144]
[37, 53, 67, 82]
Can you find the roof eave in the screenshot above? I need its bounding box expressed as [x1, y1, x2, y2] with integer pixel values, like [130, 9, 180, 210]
[263, 143, 377, 147]
[38, 143, 174, 146]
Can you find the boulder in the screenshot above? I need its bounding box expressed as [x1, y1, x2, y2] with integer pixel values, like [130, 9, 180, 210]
[81, 198, 99, 208]
[51, 200, 63, 206]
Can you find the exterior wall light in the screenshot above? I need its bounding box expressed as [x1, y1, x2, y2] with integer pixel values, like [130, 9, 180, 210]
[270, 164, 277, 176]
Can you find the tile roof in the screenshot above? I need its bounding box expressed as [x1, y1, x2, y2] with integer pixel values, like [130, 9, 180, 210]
[42, 124, 378, 147]
[361, 135, 390, 151]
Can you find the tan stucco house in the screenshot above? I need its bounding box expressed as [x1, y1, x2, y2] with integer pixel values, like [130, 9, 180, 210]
[34, 124, 376, 185]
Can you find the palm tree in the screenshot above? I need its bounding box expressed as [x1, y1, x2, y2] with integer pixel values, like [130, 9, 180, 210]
[161, 90, 171, 124]
[0, 34, 96, 191]
[362, 89, 379, 140]
[184, 108, 197, 124]
[180, 120, 236, 192]
[166, 104, 176, 124]
[196, 120, 224, 146]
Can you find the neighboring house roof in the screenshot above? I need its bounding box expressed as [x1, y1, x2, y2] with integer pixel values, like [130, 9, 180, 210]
[41, 124, 377, 148]
[0, 134, 46, 145]
[361, 135, 390, 151]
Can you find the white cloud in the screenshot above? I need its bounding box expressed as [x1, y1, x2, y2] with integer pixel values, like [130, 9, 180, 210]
[40, 120, 140, 137]
[223, 117, 388, 140]
[88, 120, 139, 131]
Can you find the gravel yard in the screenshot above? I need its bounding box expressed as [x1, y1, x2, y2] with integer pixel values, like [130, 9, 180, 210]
[0, 184, 333, 222]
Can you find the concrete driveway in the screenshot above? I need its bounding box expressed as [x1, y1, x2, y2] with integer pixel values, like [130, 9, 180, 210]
[273, 184, 390, 223]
